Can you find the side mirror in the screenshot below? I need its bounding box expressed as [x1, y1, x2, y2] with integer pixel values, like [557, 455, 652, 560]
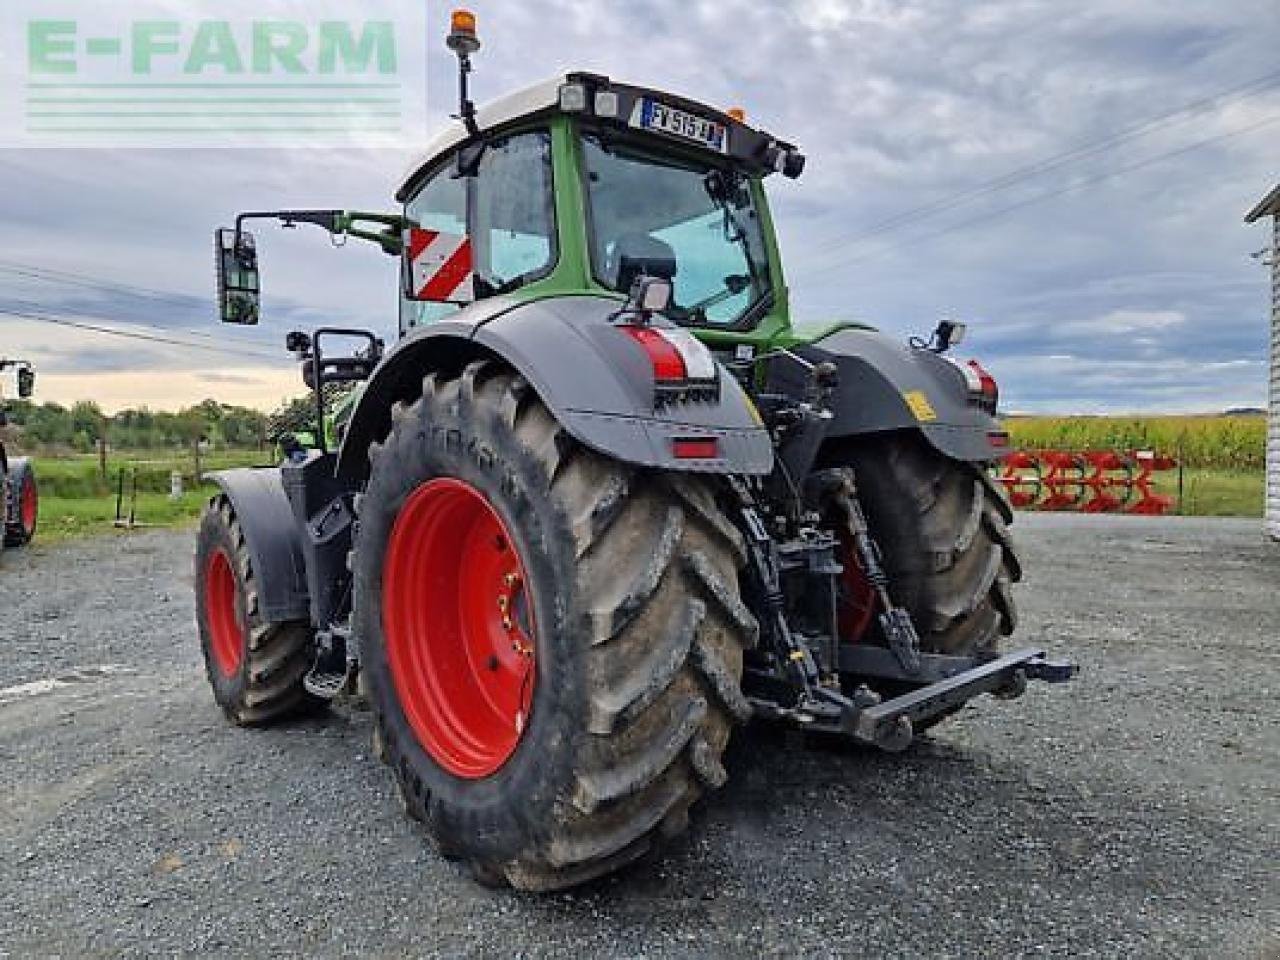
[16, 366, 34, 399]
[402, 227, 475, 305]
[215, 228, 261, 325]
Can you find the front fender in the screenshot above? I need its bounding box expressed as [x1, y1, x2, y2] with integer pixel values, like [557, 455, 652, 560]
[208, 468, 310, 623]
[793, 328, 1003, 462]
[336, 294, 773, 482]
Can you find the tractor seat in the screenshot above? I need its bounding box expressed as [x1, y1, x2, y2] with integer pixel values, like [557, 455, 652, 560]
[607, 233, 677, 293]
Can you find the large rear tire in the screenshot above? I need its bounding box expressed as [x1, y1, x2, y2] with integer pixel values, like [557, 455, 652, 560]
[352, 360, 756, 891]
[829, 432, 1021, 692]
[194, 495, 318, 724]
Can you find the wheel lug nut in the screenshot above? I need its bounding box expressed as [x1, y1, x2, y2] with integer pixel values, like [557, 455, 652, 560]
[497, 596, 509, 611]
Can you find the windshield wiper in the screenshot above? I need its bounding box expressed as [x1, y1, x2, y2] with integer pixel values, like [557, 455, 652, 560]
[686, 274, 752, 314]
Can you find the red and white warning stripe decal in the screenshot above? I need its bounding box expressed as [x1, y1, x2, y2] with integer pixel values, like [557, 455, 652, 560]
[654, 326, 718, 380]
[405, 228, 474, 303]
[619, 324, 719, 383]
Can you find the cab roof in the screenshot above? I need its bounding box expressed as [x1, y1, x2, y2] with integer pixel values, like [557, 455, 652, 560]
[396, 72, 803, 202]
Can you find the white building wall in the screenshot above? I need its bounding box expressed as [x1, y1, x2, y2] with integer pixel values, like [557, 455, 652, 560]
[1268, 216, 1280, 540]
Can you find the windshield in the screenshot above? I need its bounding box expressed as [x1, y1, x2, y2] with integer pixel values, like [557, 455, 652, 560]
[582, 134, 772, 328]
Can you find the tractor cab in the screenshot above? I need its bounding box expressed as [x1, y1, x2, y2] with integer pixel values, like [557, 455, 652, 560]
[394, 72, 805, 340]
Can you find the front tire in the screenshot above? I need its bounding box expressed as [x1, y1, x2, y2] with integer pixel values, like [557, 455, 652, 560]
[4, 459, 37, 547]
[352, 361, 756, 891]
[194, 495, 317, 724]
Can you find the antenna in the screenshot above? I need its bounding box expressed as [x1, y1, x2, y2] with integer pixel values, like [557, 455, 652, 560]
[446, 10, 481, 138]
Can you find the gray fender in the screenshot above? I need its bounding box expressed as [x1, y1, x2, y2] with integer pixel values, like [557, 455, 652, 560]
[336, 294, 773, 482]
[793, 328, 1004, 462]
[208, 468, 310, 623]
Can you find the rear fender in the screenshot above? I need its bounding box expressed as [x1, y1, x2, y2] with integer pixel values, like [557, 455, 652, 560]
[787, 328, 1004, 462]
[336, 295, 774, 483]
[208, 468, 310, 623]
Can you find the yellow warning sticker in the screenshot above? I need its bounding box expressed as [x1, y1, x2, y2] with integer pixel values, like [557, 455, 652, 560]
[903, 390, 938, 422]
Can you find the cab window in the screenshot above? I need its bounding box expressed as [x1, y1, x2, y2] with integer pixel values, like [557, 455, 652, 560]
[401, 163, 467, 330]
[473, 131, 556, 292]
[401, 130, 556, 331]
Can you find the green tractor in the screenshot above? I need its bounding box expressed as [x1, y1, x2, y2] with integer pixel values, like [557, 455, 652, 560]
[0, 360, 39, 549]
[198, 12, 1073, 890]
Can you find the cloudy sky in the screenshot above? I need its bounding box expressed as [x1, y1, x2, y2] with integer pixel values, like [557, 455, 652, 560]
[1, 0, 1278, 413]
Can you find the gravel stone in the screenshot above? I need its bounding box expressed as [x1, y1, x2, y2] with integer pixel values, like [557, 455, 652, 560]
[0, 515, 1277, 958]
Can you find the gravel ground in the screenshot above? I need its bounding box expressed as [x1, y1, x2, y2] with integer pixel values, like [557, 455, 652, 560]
[0, 514, 1276, 959]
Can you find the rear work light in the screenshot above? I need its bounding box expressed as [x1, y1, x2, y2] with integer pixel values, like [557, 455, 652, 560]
[618, 324, 720, 403]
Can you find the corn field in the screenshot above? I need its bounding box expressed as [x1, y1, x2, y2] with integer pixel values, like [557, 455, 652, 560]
[1004, 416, 1267, 470]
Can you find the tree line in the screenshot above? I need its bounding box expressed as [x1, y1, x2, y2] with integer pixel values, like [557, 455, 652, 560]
[2, 398, 272, 452]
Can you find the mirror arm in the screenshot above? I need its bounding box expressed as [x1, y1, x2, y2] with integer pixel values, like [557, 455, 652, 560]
[233, 209, 345, 250]
[233, 209, 406, 256]
[342, 211, 409, 257]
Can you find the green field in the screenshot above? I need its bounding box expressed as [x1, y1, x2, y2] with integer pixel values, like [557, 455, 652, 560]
[1004, 415, 1266, 469]
[30, 449, 268, 542]
[1163, 468, 1262, 517]
[13, 415, 1270, 542]
[1003, 415, 1266, 518]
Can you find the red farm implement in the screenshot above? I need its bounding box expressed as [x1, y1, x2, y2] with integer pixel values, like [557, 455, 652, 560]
[998, 449, 1178, 515]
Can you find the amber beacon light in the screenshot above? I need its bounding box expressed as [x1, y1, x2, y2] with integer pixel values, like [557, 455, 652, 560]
[447, 10, 480, 54]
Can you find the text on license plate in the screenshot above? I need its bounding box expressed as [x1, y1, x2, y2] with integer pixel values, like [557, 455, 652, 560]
[637, 99, 727, 152]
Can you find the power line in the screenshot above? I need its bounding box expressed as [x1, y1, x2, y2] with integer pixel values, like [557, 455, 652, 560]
[792, 112, 1280, 280]
[799, 66, 1280, 256]
[4, 295, 281, 360]
[0, 305, 285, 361]
[0, 260, 203, 310]
[0, 259, 340, 355]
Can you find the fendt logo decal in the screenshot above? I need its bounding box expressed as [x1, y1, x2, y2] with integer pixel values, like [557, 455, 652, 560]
[1, 1, 426, 148]
[406, 228, 476, 304]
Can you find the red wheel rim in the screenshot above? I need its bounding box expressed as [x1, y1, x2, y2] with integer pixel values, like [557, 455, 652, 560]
[838, 536, 877, 643]
[382, 478, 537, 780]
[204, 548, 245, 677]
[19, 475, 37, 534]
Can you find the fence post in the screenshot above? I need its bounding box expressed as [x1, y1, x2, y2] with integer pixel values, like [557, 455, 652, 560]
[1177, 434, 1185, 516]
[98, 436, 108, 483]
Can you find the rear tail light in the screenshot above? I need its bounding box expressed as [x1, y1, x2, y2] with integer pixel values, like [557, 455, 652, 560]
[672, 437, 720, 460]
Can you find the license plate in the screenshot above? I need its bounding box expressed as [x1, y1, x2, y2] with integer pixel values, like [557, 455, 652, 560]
[635, 99, 727, 153]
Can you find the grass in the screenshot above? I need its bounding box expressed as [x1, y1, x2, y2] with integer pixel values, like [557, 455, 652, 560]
[13, 414, 1271, 544]
[35, 490, 219, 543]
[21, 448, 269, 543]
[33, 449, 267, 498]
[1173, 468, 1263, 517]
